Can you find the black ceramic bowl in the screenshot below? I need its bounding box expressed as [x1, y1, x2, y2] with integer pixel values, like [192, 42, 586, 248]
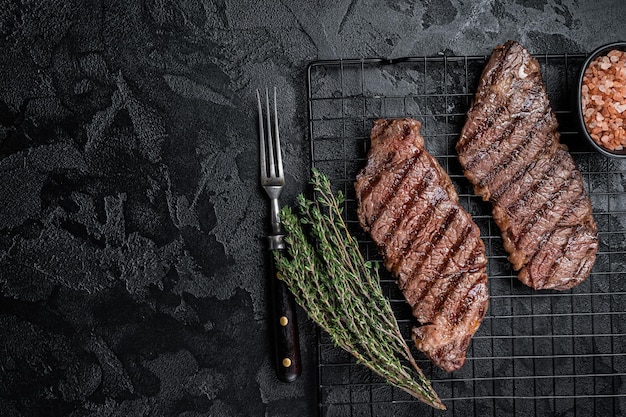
[576, 41, 626, 158]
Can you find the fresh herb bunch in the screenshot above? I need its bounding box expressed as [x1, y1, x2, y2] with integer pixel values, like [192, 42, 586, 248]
[275, 168, 444, 410]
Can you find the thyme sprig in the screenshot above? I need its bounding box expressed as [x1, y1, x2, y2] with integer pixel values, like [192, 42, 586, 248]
[275, 168, 444, 410]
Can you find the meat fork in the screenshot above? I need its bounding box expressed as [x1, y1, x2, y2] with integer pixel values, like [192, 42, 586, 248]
[256, 87, 301, 383]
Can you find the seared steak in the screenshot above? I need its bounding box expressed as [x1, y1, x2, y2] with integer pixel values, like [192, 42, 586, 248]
[355, 118, 488, 373]
[457, 40, 598, 290]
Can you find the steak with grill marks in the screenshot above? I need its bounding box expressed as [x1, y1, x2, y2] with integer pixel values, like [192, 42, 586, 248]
[355, 118, 488, 373]
[457, 40, 598, 290]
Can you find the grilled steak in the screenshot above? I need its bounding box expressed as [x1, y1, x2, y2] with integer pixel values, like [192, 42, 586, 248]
[355, 118, 488, 373]
[457, 40, 598, 290]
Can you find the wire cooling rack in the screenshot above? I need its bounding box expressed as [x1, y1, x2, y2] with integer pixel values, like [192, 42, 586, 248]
[306, 54, 626, 417]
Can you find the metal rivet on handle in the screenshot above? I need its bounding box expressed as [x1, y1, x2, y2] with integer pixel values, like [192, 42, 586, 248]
[282, 358, 292, 367]
[279, 316, 288, 326]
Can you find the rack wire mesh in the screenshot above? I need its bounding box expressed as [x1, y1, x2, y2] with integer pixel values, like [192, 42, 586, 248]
[306, 54, 626, 417]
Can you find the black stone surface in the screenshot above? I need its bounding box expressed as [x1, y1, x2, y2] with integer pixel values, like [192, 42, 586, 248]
[0, 1, 625, 416]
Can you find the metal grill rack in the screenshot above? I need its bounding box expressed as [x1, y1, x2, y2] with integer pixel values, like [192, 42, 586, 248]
[306, 54, 626, 417]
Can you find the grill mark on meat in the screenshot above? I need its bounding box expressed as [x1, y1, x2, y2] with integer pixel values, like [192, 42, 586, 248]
[448, 279, 484, 327]
[546, 225, 593, 283]
[399, 207, 459, 292]
[458, 51, 524, 129]
[442, 244, 487, 328]
[489, 158, 536, 204]
[524, 223, 559, 265]
[489, 142, 548, 204]
[529, 197, 597, 288]
[513, 171, 577, 247]
[438, 224, 477, 274]
[463, 115, 521, 172]
[573, 244, 599, 278]
[357, 152, 397, 212]
[505, 146, 569, 216]
[516, 189, 595, 289]
[391, 190, 449, 277]
[456, 104, 507, 156]
[559, 191, 591, 226]
[378, 168, 436, 248]
[369, 151, 422, 226]
[457, 43, 521, 155]
[412, 224, 474, 310]
[419, 225, 480, 318]
[526, 224, 589, 289]
[477, 128, 538, 190]
[433, 223, 476, 276]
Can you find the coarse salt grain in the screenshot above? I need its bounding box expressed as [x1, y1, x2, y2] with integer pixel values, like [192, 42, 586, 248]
[582, 48, 626, 152]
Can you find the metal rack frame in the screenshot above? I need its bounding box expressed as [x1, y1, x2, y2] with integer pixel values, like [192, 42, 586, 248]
[306, 53, 626, 417]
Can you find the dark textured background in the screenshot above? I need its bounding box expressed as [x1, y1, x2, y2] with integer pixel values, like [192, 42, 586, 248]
[0, 1, 625, 416]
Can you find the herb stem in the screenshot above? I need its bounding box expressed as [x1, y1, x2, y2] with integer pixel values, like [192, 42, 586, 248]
[275, 169, 444, 410]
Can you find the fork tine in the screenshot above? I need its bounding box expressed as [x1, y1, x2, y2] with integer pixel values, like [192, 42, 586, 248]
[256, 89, 267, 179]
[272, 87, 284, 179]
[264, 88, 276, 179]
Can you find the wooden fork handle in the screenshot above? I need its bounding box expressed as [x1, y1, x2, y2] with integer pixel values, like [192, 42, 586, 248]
[267, 238, 302, 383]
